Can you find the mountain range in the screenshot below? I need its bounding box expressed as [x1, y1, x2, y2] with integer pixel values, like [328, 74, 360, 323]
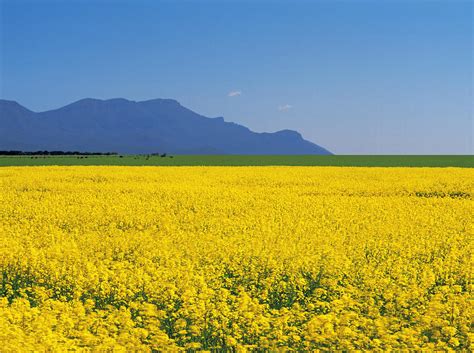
[0, 98, 331, 155]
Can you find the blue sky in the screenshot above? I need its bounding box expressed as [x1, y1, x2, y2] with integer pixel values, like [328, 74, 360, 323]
[1, 0, 472, 154]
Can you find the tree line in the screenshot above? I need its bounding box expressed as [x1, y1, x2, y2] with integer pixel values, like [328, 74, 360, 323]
[0, 151, 118, 156]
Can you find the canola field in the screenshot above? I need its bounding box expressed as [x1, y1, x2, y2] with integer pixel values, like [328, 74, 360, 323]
[0, 166, 472, 352]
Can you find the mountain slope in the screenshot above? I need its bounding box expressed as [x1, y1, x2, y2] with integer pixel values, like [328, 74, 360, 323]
[0, 98, 331, 154]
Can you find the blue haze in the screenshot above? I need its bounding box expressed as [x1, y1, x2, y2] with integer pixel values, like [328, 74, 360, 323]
[1, 0, 472, 154]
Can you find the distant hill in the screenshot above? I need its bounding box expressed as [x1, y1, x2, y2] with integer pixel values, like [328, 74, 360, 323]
[0, 98, 331, 154]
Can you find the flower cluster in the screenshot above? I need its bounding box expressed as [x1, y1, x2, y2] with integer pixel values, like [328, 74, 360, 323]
[0, 166, 472, 351]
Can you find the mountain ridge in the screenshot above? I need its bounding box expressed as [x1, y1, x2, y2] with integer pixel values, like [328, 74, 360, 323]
[0, 98, 332, 155]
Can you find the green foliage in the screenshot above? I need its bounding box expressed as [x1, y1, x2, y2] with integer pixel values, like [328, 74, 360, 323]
[0, 155, 473, 167]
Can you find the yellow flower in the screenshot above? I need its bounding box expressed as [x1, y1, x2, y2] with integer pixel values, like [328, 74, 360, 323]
[0, 166, 471, 351]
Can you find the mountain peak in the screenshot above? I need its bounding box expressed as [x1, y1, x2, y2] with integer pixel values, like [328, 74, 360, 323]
[105, 98, 134, 104]
[0, 99, 33, 113]
[0, 97, 331, 155]
[67, 97, 133, 106]
[0, 99, 19, 105]
[275, 129, 302, 138]
[0, 99, 24, 107]
[139, 98, 180, 106]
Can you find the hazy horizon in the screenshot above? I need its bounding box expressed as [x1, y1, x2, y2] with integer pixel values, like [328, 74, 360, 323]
[1, 0, 472, 154]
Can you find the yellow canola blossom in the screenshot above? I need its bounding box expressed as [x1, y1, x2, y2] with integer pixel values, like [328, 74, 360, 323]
[0, 166, 472, 351]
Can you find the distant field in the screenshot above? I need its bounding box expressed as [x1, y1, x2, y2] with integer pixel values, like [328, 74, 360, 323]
[0, 155, 472, 167]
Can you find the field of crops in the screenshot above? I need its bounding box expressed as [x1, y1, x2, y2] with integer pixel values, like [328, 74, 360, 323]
[1, 166, 472, 351]
[1, 155, 473, 167]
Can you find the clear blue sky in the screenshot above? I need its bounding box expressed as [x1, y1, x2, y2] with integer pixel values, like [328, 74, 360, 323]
[1, 0, 472, 154]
